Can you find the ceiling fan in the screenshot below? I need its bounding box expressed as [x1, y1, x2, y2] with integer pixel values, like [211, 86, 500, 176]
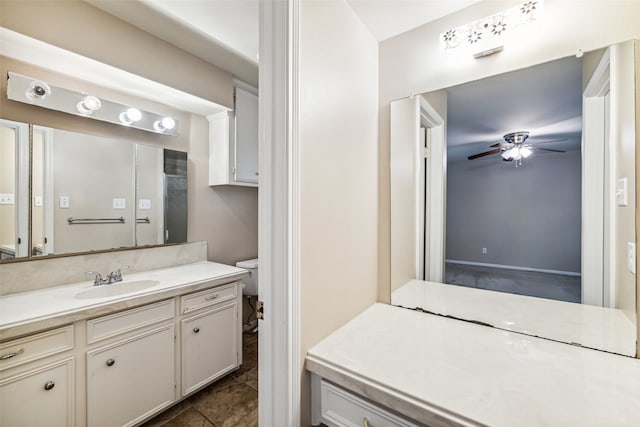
[467, 131, 566, 166]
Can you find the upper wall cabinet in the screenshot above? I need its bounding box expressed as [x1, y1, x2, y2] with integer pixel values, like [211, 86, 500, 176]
[208, 82, 259, 187]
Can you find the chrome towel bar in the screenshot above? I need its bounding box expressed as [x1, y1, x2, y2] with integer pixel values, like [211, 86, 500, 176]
[67, 217, 125, 224]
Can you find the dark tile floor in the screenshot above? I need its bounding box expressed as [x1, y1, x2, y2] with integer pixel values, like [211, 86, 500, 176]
[142, 332, 258, 427]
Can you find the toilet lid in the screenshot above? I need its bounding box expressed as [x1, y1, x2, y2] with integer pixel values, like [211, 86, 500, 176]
[236, 258, 259, 269]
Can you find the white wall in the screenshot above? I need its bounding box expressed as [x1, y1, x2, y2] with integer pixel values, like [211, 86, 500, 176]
[447, 150, 582, 273]
[379, 0, 640, 302]
[298, 0, 379, 424]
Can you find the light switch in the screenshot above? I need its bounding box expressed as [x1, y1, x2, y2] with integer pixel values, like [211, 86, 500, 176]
[628, 242, 636, 274]
[113, 198, 126, 209]
[34, 196, 43, 207]
[138, 199, 151, 210]
[59, 196, 70, 209]
[0, 194, 15, 205]
[616, 178, 628, 206]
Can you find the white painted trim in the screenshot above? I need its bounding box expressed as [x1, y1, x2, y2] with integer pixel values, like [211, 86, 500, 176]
[419, 96, 445, 283]
[33, 125, 54, 255]
[582, 47, 611, 306]
[258, 0, 300, 426]
[445, 259, 582, 277]
[233, 78, 259, 96]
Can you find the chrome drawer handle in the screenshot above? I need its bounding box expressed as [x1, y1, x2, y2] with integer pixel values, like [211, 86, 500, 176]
[0, 348, 24, 361]
[205, 294, 219, 301]
[363, 417, 371, 427]
[44, 381, 55, 391]
[106, 359, 115, 367]
[193, 327, 200, 334]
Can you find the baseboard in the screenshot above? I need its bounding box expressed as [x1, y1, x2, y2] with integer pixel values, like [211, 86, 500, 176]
[445, 259, 581, 277]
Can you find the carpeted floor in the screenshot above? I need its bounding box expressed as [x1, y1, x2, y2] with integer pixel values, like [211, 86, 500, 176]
[445, 263, 581, 303]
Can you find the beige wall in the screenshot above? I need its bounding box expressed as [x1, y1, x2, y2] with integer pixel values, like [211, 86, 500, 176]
[298, 0, 379, 424]
[0, 0, 234, 109]
[378, 1, 640, 306]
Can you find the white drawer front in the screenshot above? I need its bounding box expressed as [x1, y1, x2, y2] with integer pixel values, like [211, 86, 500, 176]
[87, 299, 175, 344]
[321, 380, 421, 427]
[0, 326, 74, 371]
[181, 283, 237, 314]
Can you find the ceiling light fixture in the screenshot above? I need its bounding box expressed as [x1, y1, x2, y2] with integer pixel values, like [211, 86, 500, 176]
[7, 71, 179, 136]
[440, 0, 544, 58]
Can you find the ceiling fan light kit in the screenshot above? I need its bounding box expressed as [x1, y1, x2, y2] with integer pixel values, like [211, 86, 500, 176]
[467, 131, 566, 167]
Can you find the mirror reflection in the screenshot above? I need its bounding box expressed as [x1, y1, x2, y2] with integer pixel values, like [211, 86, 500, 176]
[390, 40, 637, 356]
[0, 120, 188, 262]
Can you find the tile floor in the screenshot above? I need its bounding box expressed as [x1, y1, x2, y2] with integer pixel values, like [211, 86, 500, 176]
[142, 332, 258, 427]
[445, 263, 581, 303]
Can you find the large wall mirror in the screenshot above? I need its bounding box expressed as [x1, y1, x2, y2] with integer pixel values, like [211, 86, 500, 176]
[0, 119, 187, 262]
[390, 40, 637, 356]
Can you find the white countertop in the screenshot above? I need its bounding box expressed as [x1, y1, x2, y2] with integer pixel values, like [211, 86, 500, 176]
[393, 279, 637, 356]
[0, 261, 248, 341]
[306, 303, 640, 427]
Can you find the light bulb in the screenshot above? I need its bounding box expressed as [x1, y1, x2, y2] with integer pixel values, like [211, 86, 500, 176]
[154, 117, 176, 132]
[520, 147, 532, 158]
[76, 95, 102, 115]
[25, 80, 51, 100]
[510, 147, 522, 160]
[120, 107, 142, 125]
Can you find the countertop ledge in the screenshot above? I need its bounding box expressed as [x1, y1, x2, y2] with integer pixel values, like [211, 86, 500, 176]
[0, 261, 248, 341]
[306, 303, 640, 427]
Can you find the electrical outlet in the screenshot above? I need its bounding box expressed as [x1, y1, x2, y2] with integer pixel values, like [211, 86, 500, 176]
[138, 199, 151, 210]
[34, 196, 43, 207]
[59, 196, 70, 209]
[482, 247, 487, 254]
[0, 194, 15, 205]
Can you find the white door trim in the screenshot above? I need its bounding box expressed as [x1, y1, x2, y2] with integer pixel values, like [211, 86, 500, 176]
[419, 97, 446, 283]
[582, 48, 611, 306]
[258, 0, 301, 426]
[33, 125, 54, 255]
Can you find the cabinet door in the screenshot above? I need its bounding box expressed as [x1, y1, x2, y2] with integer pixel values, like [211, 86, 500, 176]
[87, 324, 174, 427]
[0, 357, 75, 427]
[234, 87, 259, 184]
[181, 302, 238, 395]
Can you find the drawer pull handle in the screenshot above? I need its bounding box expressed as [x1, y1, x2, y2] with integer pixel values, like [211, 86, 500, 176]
[43, 381, 55, 391]
[205, 294, 219, 301]
[363, 417, 370, 427]
[0, 348, 24, 361]
[193, 327, 200, 334]
[106, 359, 116, 367]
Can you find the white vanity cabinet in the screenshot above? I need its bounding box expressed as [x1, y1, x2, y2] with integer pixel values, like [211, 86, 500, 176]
[0, 326, 76, 427]
[180, 284, 241, 396]
[208, 83, 259, 187]
[85, 299, 175, 427]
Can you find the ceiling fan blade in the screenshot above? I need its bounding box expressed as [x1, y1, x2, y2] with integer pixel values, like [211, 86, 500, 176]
[467, 148, 502, 160]
[536, 147, 566, 153]
[532, 138, 568, 144]
[490, 142, 503, 148]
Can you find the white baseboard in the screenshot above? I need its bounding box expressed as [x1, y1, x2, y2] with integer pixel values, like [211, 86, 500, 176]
[445, 259, 581, 277]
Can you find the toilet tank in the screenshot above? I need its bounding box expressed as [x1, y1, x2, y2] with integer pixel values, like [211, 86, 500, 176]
[236, 258, 258, 296]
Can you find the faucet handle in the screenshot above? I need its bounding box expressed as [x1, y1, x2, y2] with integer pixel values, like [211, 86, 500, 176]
[111, 266, 130, 282]
[85, 271, 105, 286]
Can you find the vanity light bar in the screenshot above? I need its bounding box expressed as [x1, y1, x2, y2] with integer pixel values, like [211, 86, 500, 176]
[6, 72, 179, 136]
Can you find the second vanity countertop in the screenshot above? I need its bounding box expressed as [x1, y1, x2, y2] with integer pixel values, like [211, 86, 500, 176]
[307, 303, 640, 427]
[0, 261, 248, 341]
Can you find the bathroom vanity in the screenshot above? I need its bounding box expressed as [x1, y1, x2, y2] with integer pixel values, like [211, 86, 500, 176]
[0, 261, 248, 427]
[307, 303, 640, 427]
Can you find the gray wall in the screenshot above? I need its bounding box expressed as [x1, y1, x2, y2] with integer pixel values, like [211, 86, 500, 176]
[446, 149, 581, 273]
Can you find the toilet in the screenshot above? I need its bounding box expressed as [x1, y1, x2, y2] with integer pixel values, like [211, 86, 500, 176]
[235, 258, 259, 296]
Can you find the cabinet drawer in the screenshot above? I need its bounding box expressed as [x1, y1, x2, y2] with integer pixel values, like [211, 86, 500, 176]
[181, 283, 237, 314]
[87, 299, 175, 344]
[0, 326, 74, 371]
[320, 380, 421, 427]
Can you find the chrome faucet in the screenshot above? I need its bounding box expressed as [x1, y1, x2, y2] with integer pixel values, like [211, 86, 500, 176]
[107, 266, 130, 284]
[85, 266, 130, 286]
[85, 271, 108, 286]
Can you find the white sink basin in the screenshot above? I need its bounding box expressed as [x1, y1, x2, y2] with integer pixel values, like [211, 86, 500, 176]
[75, 280, 160, 299]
